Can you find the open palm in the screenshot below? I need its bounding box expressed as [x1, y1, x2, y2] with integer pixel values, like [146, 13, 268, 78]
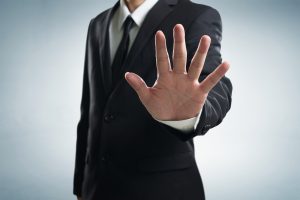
[125, 24, 229, 121]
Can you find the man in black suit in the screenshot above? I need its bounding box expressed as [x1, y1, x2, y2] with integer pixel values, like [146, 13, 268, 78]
[73, 0, 232, 199]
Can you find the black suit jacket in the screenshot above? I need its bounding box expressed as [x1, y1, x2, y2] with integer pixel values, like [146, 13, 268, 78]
[73, 0, 232, 199]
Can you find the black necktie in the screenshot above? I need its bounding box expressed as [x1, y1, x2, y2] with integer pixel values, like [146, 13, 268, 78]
[111, 16, 134, 89]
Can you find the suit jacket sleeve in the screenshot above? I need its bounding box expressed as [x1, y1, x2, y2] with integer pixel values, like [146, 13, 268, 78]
[158, 7, 233, 141]
[73, 18, 94, 197]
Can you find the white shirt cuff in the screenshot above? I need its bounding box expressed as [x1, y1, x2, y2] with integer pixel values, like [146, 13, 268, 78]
[154, 108, 203, 134]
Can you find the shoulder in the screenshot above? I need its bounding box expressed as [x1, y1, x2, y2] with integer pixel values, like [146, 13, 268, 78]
[180, 1, 223, 41]
[182, 0, 221, 19]
[85, 7, 112, 38]
[88, 8, 110, 27]
[93, 8, 111, 22]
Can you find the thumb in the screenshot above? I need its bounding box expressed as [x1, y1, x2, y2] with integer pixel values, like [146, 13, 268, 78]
[125, 72, 149, 100]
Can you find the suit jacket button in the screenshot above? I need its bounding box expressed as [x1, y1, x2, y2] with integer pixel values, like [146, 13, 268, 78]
[205, 124, 211, 128]
[104, 114, 115, 123]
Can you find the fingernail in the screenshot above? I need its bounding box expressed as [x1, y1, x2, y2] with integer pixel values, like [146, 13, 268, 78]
[125, 72, 130, 78]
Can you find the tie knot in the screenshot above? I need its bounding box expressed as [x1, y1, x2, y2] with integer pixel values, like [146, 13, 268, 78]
[123, 16, 134, 33]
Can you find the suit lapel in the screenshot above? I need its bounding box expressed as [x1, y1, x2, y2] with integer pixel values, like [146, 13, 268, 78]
[112, 0, 179, 93]
[99, 1, 120, 97]
[122, 0, 175, 73]
[100, 0, 180, 96]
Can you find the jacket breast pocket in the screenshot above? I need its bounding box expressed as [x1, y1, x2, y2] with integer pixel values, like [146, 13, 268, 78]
[137, 151, 195, 173]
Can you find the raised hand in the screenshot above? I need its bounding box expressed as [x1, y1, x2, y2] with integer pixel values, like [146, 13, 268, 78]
[125, 24, 229, 121]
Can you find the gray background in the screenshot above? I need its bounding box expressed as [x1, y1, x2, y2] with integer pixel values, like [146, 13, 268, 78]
[0, 0, 299, 199]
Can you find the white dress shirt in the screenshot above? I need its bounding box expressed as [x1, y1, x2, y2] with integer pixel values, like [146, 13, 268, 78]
[108, 0, 202, 133]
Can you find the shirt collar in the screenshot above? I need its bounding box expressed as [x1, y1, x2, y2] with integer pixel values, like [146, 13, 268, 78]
[117, 0, 159, 30]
